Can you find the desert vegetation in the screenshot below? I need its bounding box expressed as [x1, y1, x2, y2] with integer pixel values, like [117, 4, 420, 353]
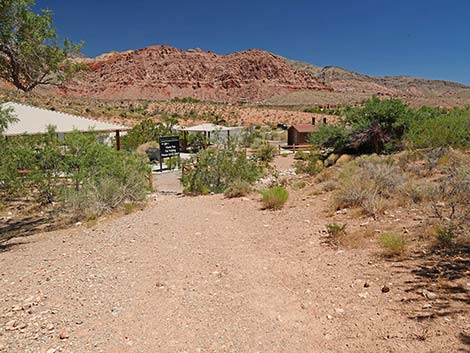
[181, 141, 262, 195]
[0, 109, 150, 230]
[260, 186, 289, 210]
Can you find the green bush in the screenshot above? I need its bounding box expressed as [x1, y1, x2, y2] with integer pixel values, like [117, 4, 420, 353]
[326, 223, 346, 237]
[224, 179, 251, 198]
[435, 226, 455, 247]
[309, 124, 350, 151]
[121, 118, 177, 151]
[260, 186, 289, 210]
[406, 109, 470, 149]
[253, 143, 277, 162]
[181, 142, 261, 195]
[294, 152, 323, 175]
[0, 128, 151, 217]
[379, 233, 406, 256]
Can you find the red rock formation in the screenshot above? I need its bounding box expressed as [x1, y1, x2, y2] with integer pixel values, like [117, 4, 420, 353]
[59, 46, 331, 102]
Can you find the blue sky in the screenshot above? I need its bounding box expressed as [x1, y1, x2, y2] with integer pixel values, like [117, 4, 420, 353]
[36, 0, 470, 84]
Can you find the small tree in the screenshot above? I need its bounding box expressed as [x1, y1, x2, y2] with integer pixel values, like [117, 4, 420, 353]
[345, 97, 412, 153]
[0, 104, 17, 134]
[0, 0, 83, 92]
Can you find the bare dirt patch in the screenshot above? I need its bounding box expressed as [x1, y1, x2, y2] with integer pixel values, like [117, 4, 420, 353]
[0, 186, 467, 352]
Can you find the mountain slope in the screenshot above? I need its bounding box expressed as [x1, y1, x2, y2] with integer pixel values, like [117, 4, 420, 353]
[57, 45, 470, 105]
[61, 46, 330, 102]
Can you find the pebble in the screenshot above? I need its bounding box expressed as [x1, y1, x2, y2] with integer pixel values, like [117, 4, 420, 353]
[381, 286, 390, 293]
[422, 289, 437, 300]
[59, 330, 69, 340]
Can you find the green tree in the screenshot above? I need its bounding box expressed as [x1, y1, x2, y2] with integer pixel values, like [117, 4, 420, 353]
[121, 119, 176, 151]
[0, 0, 83, 92]
[0, 104, 17, 134]
[345, 97, 412, 153]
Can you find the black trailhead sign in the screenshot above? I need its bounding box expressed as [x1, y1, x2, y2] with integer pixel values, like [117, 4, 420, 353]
[159, 136, 180, 171]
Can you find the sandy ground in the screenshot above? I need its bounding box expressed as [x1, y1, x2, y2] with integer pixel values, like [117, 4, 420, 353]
[0, 187, 468, 353]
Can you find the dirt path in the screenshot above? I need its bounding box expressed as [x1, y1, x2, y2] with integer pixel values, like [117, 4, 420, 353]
[0, 193, 465, 352]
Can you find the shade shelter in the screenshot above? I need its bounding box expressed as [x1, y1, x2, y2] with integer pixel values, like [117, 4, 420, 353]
[1, 102, 130, 150]
[178, 123, 244, 151]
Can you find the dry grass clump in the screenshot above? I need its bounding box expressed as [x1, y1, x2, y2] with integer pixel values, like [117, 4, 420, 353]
[429, 150, 470, 242]
[332, 155, 407, 217]
[324, 223, 373, 248]
[224, 179, 252, 198]
[378, 232, 407, 256]
[260, 186, 289, 210]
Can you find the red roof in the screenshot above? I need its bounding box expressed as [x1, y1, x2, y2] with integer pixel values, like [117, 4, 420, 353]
[290, 124, 316, 133]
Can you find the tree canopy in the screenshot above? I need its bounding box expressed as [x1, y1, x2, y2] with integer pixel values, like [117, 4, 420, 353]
[0, 0, 82, 92]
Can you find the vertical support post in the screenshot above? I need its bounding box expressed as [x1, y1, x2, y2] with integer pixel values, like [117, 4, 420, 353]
[183, 131, 188, 152]
[115, 130, 121, 151]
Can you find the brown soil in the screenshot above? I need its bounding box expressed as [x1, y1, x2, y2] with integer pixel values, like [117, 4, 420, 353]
[0, 172, 467, 352]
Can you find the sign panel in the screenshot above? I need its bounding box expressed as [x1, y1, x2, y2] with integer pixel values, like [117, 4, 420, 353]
[159, 136, 180, 158]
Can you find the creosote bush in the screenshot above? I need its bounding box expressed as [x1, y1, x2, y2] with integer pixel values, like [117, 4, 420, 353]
[260, 186, 289, 210]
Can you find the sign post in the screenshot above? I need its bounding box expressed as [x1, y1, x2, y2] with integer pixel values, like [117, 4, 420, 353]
[159, 136, 180, 172]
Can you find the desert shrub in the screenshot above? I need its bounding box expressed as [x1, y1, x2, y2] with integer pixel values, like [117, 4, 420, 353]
[319, 98, 470, 153]
[321, 180, 339, 192]
[430, 152, 470, 238]
[406, 108, 470, 149]
[294, 151, 308, 160]
[325, 223, 347, 246]
[379, 233, 406, 256]
[253, 143, 277, 162]
[332, 155, 406, 217]
[294, 152, 324, 176]
[63, 149, 149, 217]
[181, 142, 261, 194]
[291, 181, 306, 190]
[435, 226, 456, 247]
[260, 186, 289, 210]
[326, 223, 346, 237]
[121, 118, 177, 151]
[0, 128, 151, 218]
[309, 124, 350, 151]
[224, 179, 251, 198]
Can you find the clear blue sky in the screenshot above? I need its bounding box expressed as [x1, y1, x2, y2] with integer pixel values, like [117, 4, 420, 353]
[36, 0, 470, 84]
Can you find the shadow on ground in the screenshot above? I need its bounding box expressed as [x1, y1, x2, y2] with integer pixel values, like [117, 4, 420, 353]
[390, 244, 469, 322]
[0, 211, 73, 251]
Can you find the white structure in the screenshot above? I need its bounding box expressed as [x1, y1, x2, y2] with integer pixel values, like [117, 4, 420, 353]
[1, 102, 129, 136]
[178, 123, 244, 142]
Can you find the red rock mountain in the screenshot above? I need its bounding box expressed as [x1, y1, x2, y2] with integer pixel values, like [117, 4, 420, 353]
[61, 46, 330, 102]
[59, 45, 470, 104]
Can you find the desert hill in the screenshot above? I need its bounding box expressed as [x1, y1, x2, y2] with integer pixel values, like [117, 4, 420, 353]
[29, 44, 470, 106]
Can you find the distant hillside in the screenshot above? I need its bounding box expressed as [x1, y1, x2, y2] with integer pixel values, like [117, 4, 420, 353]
[286, 58, 469, 98]
[19, 44, 470, 106]
[59, 46, 330, 103]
